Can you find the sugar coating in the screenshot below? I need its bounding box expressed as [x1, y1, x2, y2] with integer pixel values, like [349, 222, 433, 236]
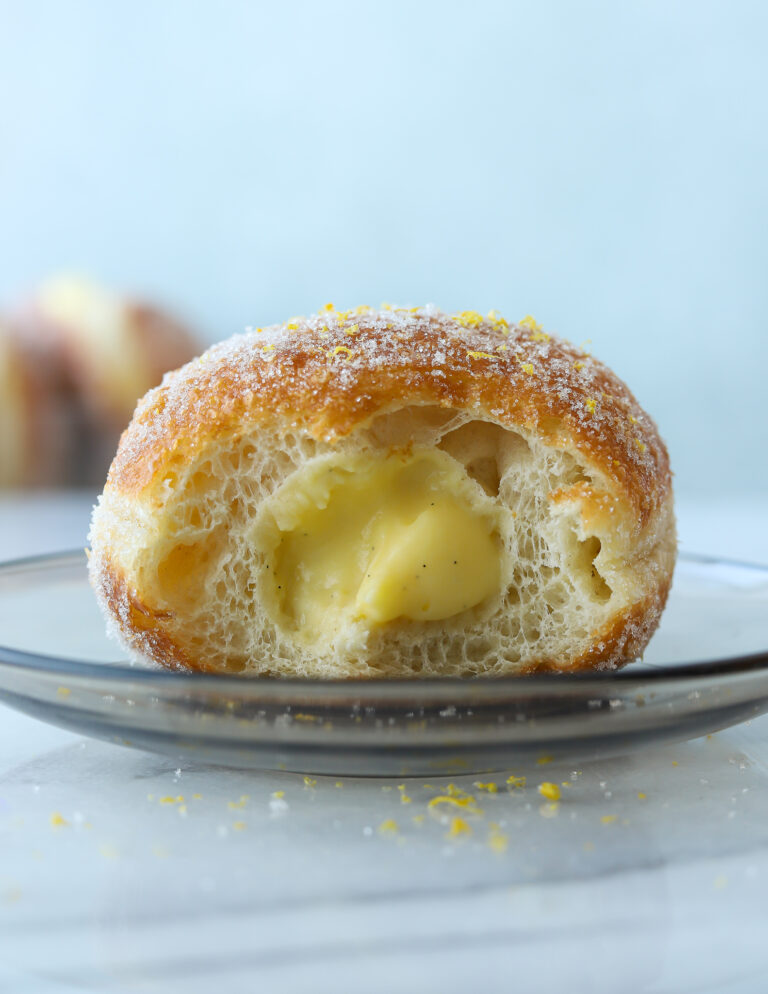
[111, 306, 666, 517]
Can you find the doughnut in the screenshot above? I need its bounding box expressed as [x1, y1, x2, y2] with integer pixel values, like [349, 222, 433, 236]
[3, 276, 201, 487]
[88, 305, 676, 678]
[30, 275, 199, 430]
[0, 322, 30, 487]
[0, 317, 72, 488]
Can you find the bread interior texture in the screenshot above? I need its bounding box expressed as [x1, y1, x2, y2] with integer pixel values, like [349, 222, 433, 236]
[105, 404, 661, 677]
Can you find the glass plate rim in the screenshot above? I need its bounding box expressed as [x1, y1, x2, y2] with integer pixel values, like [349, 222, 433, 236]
[0, 548, 767, 690]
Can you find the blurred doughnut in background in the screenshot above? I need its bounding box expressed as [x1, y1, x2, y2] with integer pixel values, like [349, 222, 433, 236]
[0, 276, 200, 488]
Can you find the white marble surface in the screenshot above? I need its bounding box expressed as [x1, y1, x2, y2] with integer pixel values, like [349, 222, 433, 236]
[1, 493, 767, 994]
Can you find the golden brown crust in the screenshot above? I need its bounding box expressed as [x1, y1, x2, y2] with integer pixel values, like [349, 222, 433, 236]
[107, 307, 671, 532]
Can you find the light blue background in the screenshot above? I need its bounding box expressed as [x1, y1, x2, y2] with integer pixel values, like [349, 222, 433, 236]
[1, 1, 766, 500]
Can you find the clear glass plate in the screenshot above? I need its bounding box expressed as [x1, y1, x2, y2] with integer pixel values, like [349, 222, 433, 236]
[0, 550, 766, 776]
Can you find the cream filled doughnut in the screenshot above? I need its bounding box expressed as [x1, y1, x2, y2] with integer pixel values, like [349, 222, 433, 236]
[0, 323, 31, 487]
[88, 305, 676, 678]
[0, 317, 72, 488]
[30, 275, 200, 429]
[4, 276, 201, 487]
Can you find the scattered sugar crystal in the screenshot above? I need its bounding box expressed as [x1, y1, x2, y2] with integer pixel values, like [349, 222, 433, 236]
[269, 797, 289, 817]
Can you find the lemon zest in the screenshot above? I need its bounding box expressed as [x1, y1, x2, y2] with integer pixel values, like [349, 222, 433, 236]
[519, 315, 541, 331]
[538, 782, 561, 802]
[327, 345, 353, 359]
[447, 816, 472, 838]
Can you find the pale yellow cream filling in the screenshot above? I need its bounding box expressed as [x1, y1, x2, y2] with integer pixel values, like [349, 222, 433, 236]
[261, 448, 501, 639]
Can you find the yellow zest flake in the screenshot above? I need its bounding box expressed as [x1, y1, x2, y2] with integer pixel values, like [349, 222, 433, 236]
[537, 755, 553, 765]
[495, 343, 508, 352]
[530, 330, 550, 342]
[447, 816, 472, 838]
[56, 686, 71, 697]
[601, 814, 618, 824]
[322, 302, 335, 312]
[466, 350, 495, 360]
[345, 323, 360, 337]
[488, 823, 508, 853]
[159, 795, 181, 805]
[413, 814, 426, 825]
[506, 774, 526, 788]
[629, 415, 637, 423]
[455, 310, 485, 328]
[428, 795, 482, 816]
[519, 361, 535, 375]
[227, 795, 249, 810]
[487, 309, 509, 332]
[334, 782, 343, 788]
[574, 361, 585, 371]
[335, 309, 351, 324]
[445, 783, 468, 798]
[261, 343, 275, 352]
[379, 819, 399, 834]
[473, 781, 498, 794]
[286, 322, 299, 331]
[232, 820, 246, 831]
[303, 776, 317, 788]
[585, 397, 597, 414]
[637, 792, 647, 800]
[192, 793, 202, 800]
[397, 784, 412, 804]
[327, 345, 354, 359]
[272, 790, 285, 799]
[354, 304, 371, 315]
[519, 315, 542, 332]
[293, 713, 319, 722]
[538, 782, 561, 802]
[671, 760, 679, 767]
[635, 439, 648, 453]
[49, 812, 68, 828]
